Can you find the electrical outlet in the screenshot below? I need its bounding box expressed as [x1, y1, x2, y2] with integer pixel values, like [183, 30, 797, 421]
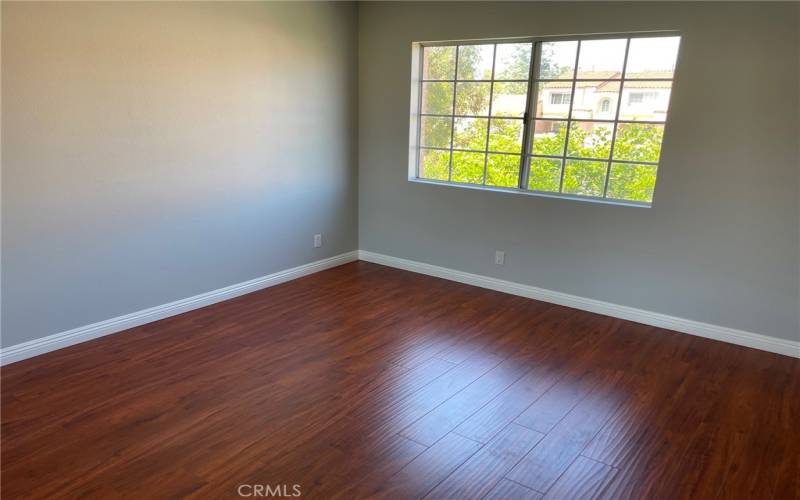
[495, 250, 505, 265]
[314, 234, 322, 248]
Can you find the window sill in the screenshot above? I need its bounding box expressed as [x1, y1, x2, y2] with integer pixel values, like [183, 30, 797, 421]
[408, 178, 652, 208]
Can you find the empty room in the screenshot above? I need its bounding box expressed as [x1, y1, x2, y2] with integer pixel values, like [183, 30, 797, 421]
[1, 1, 798, 498]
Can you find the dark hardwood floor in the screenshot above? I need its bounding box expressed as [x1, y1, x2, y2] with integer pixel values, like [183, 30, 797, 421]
[2, 261, 798, 499]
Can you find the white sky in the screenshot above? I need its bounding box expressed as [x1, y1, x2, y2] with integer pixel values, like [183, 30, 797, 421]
[452, 36, 680, 79]
[545, 36, 680, 75]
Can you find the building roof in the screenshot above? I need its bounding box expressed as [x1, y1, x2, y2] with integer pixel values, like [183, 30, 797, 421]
[541, 70, 673, 89]
[623, 80, 672, 88]
[626, 70, 673, 79]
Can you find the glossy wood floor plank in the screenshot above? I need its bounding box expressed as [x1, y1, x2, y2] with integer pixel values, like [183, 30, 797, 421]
[543, 456, 617, 500]
[1, 261, 797, 499]
[373, 432, 483, 499]
[506, 370, 627, 492]
[484, 478, 543, 500]
[426, 423, 545, 499]
[453, 361, 563, 444]
[398, 354, 531, 446]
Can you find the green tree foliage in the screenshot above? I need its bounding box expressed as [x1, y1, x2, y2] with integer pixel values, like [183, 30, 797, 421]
[529, 158, 561, 192]
[422, 82, 453, 115]
[606, 163, 657, 202]
[613, 123, 663, 162]
[562, 160, 607, 196]
[456, 82, 490, 115]
[452, 151, 485, 184]
[420, 149, 449, 181]
[604, 123, 662, 202]
[423, 46, 455, 80]
[495, 44, 532, 80]
[486, 154, 520, 187]
[456, 45, 492, 80]
[527, 123, 661, 201]
[567, 123, 612, 159]
[538, 44, 560, 79]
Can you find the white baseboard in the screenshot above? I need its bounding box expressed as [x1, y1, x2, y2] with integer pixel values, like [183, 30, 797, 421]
[0, 251, 359, 366]
[3, 249, 797, 365]
[358, 250, 799, 359]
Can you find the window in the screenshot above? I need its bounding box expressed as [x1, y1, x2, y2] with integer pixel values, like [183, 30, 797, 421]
[412, 34, 680, 205]
[628, 91, 658, 104]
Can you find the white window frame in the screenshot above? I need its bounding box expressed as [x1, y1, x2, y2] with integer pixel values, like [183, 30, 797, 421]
[408, 31, 681, 207]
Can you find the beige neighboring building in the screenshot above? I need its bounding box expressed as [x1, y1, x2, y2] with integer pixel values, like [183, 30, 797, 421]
[536, 70, 672, 133]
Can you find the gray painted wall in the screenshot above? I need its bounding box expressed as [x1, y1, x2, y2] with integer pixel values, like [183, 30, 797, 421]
[1, 2, 358, 347]
[2, 2, 798, 350]
[358, 2, 800, 342]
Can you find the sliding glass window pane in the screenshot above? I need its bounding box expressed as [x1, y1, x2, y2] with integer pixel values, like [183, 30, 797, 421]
[576, 38, 627, 79]
[606, 163, 658, 203]
[453, 117, 488, 150]
[494, 43, 531, 80]
[570, 81, 620, 120]
[528, 157, 562, 192]
[415, 35, 679, 206]
[457, 44, 494, 80]
[531, 120, 567, 156]
[567, 122, 613, 159]
[538, 41, 577, 79]
[491, 82, 528, 117]
[422, 82, 454, 114]
[619, 81, 671, 121]
[423, 46, 456, 80]
[613, 123, 664, 162]
[455, 82, 491, 116]
[419, 148, 450, 181]
[625, 36, 680, 79]
[562, 159, 607, 197]
[451, 151, 486, 184]
[536, 82, 572, 118]
[488, 119, 523, 154]
[486, 154, 520, 188]
[420, 116, 452, 149]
